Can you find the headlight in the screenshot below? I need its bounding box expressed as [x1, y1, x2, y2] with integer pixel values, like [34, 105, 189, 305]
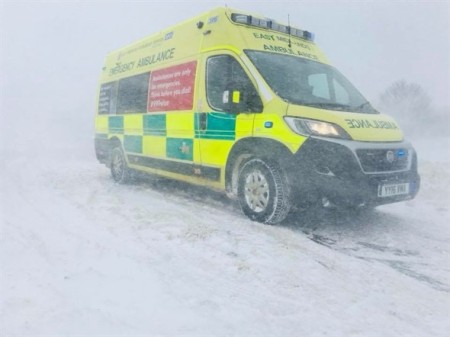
[284, 117, 352, 140]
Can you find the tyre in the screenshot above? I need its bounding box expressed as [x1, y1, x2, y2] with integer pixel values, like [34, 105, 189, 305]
[110, 147, 131, 183]
[237, 158, 291, 224]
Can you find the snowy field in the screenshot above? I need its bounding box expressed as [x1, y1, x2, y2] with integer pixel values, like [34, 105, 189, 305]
[1, 135, 449, 336]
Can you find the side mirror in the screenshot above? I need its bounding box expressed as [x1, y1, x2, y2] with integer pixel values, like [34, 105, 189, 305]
[222, 90, 241, 114]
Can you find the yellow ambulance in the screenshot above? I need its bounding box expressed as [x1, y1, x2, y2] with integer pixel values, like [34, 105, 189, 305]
[95, 7, 420, 224]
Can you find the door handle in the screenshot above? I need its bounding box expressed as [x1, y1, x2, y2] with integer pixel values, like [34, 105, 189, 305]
[199, 112, 207, 131]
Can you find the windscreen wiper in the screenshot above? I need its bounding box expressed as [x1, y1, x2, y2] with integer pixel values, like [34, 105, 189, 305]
[304, 102, 352, 110]
[355, 101, 371, 110]
[354, 101, 378, 113]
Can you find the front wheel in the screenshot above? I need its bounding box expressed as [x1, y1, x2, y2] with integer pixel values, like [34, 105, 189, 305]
[237, 158, 291, 224]
[110, 147, 131, 183]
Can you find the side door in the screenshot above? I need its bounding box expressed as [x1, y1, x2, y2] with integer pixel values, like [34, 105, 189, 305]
[195, 52, 263, 184]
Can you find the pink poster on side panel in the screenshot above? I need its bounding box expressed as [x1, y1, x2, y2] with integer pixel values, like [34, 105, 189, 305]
[147, 61, 197, 112]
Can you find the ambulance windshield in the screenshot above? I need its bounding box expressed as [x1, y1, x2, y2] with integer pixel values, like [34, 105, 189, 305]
[245, 50, 377, 114]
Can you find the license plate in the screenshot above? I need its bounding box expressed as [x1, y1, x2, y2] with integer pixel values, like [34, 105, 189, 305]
[378, 182, 410, 197]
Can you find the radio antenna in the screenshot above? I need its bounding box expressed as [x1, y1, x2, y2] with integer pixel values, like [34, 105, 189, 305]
[287, 14, 292, 48]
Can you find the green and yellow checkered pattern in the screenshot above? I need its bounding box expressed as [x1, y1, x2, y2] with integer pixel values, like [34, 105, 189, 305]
[95, 112, 238, 183]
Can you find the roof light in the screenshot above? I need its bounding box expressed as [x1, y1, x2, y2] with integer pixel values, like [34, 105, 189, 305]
[251, 16, 271, 29]
[230, 12, 314, 42]
[302, 30, 315, 41]
[232, 14, 251, 24]
[271, 22, 289, 34]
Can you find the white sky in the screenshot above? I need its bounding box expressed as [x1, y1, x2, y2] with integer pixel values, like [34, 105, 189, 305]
[0, 0, 449, 148]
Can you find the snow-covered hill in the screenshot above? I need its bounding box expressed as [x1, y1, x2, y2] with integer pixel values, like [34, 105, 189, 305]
[1, 137, 449, 336]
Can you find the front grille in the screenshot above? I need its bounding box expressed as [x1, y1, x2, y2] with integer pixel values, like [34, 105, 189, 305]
[356, 148, 409, 173]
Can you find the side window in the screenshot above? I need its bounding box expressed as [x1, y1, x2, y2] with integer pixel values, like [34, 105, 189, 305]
[98, 81, 118, 115]
[206, 55, 263, 112]
[116, 72, 150, 114]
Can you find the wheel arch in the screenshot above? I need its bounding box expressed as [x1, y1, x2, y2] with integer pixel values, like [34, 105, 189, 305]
[225, 137, 293, 197]
[106, 136, 123, 167]
[109, 136, 122, 148]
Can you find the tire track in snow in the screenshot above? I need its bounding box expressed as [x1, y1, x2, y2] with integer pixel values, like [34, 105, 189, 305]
[284, 208, 450, 293]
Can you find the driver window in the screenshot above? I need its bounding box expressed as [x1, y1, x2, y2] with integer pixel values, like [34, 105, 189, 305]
[206, 55, 263, 112]
[308, 73, 330, 100]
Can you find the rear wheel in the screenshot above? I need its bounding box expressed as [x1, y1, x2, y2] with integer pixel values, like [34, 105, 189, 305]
[238, 158, 291, 224]
[110, 147, 131, 183]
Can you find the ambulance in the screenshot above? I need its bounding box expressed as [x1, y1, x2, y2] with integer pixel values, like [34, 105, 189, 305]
[95, 7, 420, 224]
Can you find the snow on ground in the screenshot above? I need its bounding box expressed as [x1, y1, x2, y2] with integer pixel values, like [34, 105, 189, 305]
[1, 136, 449, 336]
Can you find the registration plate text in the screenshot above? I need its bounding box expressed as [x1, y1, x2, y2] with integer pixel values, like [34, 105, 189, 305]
[378, 183, 410, 197]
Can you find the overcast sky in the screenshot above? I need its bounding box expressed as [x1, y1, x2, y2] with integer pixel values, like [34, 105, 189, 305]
[1, 0, 449, 150]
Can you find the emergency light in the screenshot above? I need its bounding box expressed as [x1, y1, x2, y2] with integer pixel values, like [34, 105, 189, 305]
[231, 13, 315, 42]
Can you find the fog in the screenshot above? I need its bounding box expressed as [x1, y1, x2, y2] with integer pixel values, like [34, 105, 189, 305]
[1, 1, 449, 153]
[1, 1, 450, 336]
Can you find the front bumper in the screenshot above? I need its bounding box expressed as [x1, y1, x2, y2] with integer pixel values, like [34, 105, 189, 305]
[285, 137, 421, 207]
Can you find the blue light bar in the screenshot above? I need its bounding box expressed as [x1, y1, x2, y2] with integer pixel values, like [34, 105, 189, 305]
[271, 21, 290, 34]
[230, 13, 314, 42]
[251, 16, 271, 29]
[232, 14, 251, 24]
